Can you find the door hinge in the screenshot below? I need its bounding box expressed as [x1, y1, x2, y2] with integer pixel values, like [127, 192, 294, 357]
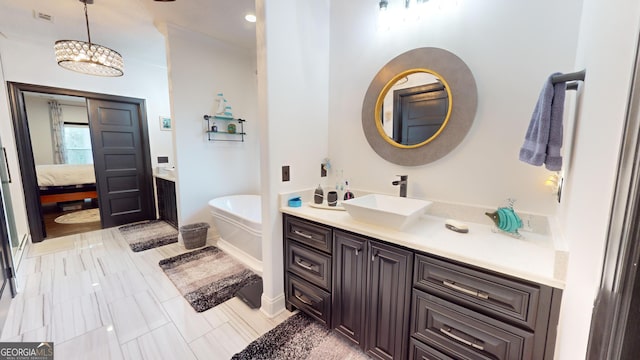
[5, 267, 13, 279]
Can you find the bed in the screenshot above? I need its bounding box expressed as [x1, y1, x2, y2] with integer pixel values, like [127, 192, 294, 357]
[36, 164, 98, 204]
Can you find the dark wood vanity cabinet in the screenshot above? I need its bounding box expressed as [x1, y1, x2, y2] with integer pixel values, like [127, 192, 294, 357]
[333, 230, 413, 360]
[284, 215, 333, 326]
[283, 214, 562, 360]
[332, 230, 367, 346]
[155, 177, 177, 228]
[410, 254, 562, 360]
[284, 215, 413, 360]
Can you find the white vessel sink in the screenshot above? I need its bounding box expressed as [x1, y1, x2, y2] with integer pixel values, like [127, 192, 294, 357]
[341, 194, 432, 230]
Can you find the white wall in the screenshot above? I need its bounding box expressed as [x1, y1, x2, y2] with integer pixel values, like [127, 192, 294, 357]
[23, 96, 54, 165]
[554, 0, 640, 358]
[165, 24, 260, 225]
[0, 34, 172, 245]
[257, 0, 330, 314]
[328, 0, 583, 215]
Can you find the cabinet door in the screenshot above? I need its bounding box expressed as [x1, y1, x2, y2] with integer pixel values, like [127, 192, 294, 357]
[156, 178, 178, 228]
[332, 231, 367, 348]
[366, 240, 413, 360]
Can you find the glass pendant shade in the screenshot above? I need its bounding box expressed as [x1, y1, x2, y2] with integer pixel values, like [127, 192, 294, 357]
[54, 0, 124, 77]
[54, 40, 124, 77]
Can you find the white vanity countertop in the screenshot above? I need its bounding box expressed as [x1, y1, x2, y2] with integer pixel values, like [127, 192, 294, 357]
[281, 201, 566, 289]
[154, 172, 175, 182]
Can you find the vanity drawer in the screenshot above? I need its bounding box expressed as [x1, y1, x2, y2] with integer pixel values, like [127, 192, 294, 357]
[286, 240, 332, 291]
[286, 274, 331, 327]
[412, 290, 534, 360]
[414, 254, 543, 330]
[410, 338, 455, 360]
[285, 215, 332, 253]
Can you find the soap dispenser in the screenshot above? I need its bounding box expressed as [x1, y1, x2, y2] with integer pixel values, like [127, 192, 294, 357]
[314, 185, 324, 204]
[343, 180, 354, 200]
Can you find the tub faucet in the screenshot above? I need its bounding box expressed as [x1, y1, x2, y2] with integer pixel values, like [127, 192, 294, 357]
[392, 175, 408, 197]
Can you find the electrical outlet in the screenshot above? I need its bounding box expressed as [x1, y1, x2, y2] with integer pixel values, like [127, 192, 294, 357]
[282, 165, 290, 182]
[320, 164, 327, 177]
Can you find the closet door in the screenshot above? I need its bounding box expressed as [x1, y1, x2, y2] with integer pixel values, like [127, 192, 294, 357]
[87, 99, 155, 228]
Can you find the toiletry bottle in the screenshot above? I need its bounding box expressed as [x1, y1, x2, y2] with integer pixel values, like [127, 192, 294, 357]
[343, 180, 354, 200]
[212, 122, 218, 132]
[314, 185, 324, 204]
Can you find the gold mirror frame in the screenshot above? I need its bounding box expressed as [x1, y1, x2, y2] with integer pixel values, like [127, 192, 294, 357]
[375, 68, 453, 149]
[362, 47, 477, 166]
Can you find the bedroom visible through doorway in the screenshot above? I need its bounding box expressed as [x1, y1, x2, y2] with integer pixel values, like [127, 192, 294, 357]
[8, 82, 156, 243]
[23, 92, 100, 239]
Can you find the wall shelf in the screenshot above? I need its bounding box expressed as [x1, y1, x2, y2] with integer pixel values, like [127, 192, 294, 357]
[203, 115, 246, 142]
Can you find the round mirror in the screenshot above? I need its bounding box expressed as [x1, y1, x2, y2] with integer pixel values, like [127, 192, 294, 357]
[376, 69, 452, 148]
[362, 47, 477, 166]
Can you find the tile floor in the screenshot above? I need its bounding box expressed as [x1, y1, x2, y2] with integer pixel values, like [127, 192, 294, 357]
[0, 227, 293, 359]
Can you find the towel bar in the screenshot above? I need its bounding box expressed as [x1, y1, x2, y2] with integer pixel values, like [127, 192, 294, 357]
[566, 82, 579, 90]
[552, 69, 586, 84]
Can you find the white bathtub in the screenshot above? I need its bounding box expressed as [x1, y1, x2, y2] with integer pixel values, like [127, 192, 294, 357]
[208, 194, 262, 274]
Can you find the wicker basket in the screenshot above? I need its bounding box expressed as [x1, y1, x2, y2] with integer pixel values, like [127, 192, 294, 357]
[180, 222, 210, 249]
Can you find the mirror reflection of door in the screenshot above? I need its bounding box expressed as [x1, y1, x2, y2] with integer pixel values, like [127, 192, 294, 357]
[380, 72, 450, 146]
[393, 82, 449, 145]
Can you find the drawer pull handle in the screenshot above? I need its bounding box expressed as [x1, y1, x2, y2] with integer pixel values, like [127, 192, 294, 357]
[296, 258, 315, 271]
[293, 230, 313, 239]
[440, 326, 484, 351]
[443, 280, 490, 300]
[294, 290, 315, 306]
[355, 248, 359, 256]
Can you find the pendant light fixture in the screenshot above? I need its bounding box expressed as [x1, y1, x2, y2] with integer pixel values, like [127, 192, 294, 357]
[54, 0, 124, 77]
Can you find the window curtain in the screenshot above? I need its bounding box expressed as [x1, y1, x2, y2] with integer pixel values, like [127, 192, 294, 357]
[48, 100, 66, 164]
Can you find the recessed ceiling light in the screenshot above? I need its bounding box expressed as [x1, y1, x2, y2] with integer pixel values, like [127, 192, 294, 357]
[245, 14, 256, 23]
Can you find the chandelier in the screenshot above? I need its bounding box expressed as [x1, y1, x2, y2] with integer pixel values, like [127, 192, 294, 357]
[54, 0, 124, 77]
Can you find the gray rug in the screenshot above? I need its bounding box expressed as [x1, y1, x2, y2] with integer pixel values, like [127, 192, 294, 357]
[232, 312, 369, 360]
[159, 246, 261, 312]
[118, 220, 178, 252]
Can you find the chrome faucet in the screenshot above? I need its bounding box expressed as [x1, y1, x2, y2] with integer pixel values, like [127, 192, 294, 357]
[392, 175, 408, 197]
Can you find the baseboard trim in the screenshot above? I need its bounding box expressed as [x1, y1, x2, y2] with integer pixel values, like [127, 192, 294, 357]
[260, 292, 286, 318]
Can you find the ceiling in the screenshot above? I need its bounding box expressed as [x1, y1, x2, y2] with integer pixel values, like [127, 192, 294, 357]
[0, 0, 257, 66]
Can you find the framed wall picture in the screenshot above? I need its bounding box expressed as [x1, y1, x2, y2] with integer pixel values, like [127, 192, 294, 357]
[160, 116, 172, 131]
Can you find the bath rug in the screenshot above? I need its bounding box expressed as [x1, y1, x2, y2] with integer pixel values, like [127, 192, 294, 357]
[232, 312, 368, 360]
[159, 246, 262, 312]
[54, 208, 100, 224]
[118, 220, 178, 252]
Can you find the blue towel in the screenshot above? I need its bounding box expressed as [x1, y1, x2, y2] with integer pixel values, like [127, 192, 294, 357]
[519, 73, 567, 171]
